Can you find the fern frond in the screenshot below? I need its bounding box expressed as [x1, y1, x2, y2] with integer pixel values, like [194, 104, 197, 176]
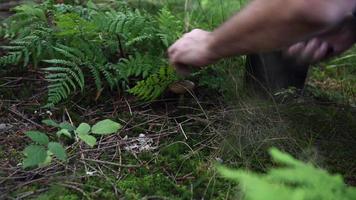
[88, 64, 103, 91]
[0, 52, 22, 66]
[128, 66, 177, 101]
[43, 61, 85, 91]
[43, 61, 85, 106]
[104, 63, 129, 89]
[118, 53, 156, 79]
[96, 9, 156, 51]
[4, 3, 48, 38]
[157, 7, 183, 47]
[0, 26, 54, 67]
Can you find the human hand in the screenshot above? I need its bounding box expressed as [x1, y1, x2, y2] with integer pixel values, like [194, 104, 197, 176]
[284, 38, 333, 64]
[168, 29, 219, 75]
[285, 17, 356, 64]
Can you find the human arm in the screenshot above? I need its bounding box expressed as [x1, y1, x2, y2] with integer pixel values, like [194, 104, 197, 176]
[168, 0, 356, 68]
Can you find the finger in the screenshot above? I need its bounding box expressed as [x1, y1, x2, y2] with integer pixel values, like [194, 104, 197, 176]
[287, 42, 306, 57]
[169, 51, 192, 76]
[168, 37, 186, 55]
[169, 51, 178, 67]
[300, 38, 321, 62]
[312, 42, 329, 62]
[168, 42, 178, 55]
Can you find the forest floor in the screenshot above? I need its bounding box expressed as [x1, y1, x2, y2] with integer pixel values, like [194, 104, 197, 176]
[1, 67, 356, 199]
[0, 1, 355, 199]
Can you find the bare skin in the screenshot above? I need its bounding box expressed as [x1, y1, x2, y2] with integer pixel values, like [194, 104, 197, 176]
[168, 0, 356, 71]
[285, 16, 356, 64]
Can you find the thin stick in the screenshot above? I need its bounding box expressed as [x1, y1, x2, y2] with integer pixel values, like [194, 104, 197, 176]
[175, 119, 188, 140]
[7, 107, 44, 129]
[83, 158, 140, 168]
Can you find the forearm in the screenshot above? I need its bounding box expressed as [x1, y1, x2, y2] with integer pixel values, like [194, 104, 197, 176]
[208, 0, 356, 58]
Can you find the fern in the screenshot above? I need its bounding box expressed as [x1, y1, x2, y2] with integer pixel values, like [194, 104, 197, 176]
[128, 66, 177, 101]
[4, 3, 48, 39]
[219, 148, 356, 200]
[0, 26, 54, 67]
[43, 44, 125, 106]
[118, 53, 157, 79]
[43, 59, 85, 107]
[0, 52, 22, 67]
[43, 45, 85, 106]
[1, 1, 184, 105]
[55, 13, 98, 38]
[157, 7, 183, 47]
[96, 9, 156, 52]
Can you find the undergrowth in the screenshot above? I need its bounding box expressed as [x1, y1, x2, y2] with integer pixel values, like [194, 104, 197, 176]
[0, 0, 184, 106]
[220, 148, 356, 200]
[1, 0, 356, 199]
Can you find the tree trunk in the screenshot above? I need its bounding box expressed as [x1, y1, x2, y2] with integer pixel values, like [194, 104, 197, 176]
[246, 51, 309, 94]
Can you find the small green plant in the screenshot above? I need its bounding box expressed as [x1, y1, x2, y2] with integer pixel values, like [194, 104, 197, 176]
[43, 119, 122, 147]
[219, 148, 356, 200]
[23, 119, 122, 168]
[23, 131, 66, 168]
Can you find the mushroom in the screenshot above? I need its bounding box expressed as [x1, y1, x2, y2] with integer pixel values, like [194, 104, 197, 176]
[169, 80, 195, 94]
[169, 80, 195, 104]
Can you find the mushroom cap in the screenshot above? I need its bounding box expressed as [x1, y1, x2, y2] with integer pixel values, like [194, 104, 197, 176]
[169, 80, 195, 94]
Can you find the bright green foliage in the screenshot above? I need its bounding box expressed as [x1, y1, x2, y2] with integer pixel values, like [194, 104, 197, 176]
[76, 123, 91, 135]
[3, 3, 48, 37]
[91, 119, 122, 135]
[0, 2, 53, 67]
[25, 131, 49, 145]
[43, 118, 121, 146]
[43, 46, 85, 107]
[0, 27, 53, 67]
[23, 130, 67, 168]
[75, 123, 96, 147]
[23, 145, 48, 168]
[129, 66, 178, 101]
[157, 7, 183, 47]
[23, 118, 122, 168]
[96, 9, 156, 51]
[77, 132, 97, 148]
[48, 142, 67, 161]
[219, 148, 356, 200]
[55, 13, 97, 38]
[1, 1, 184, 106]
[118, 53, 156, 79]
[58, 121, 76, 132]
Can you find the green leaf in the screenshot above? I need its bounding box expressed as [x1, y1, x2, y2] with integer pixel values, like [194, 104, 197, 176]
[23, 145, 48, 168]
[39, 151, 53, 167]
[269, 148, 302, 167]
[42, 119, 59, 128]
[91, 119, 122, 135]
[59, 122, 75, 132]
[56, 129, 72, 138]
[48, 142, 67, 161]
[87, 0, 98, 9]
[78, 132, 97, 147]
[75, 123, 90, 135]
[25, 131, 49, 145]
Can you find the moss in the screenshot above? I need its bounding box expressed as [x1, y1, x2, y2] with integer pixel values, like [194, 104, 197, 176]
[118, 172, 191, 199]
[113, 142, 236, 199]
[34, 186, 79, 200]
